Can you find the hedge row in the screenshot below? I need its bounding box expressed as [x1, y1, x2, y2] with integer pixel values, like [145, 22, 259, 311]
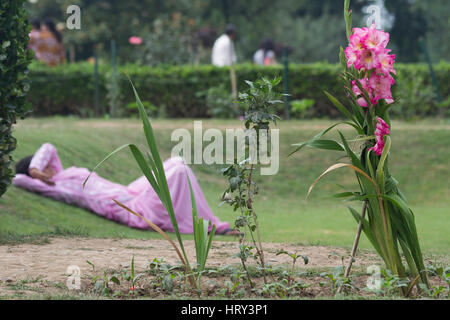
[28, 61, 450, 118]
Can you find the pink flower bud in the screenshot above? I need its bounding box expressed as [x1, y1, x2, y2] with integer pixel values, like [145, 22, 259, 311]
[369, 117, 390, 156]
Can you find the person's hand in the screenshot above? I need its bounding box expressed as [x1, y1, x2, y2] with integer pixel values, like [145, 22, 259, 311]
[43, 166, 56, 177]
[40, 174, 55, 186]
[29, 168, 55, 186]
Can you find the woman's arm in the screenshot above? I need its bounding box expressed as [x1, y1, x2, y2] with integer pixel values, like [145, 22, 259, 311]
[28, 143, 63, 185]
[29, 143, 63, 173]
[29, 168, 55, 186]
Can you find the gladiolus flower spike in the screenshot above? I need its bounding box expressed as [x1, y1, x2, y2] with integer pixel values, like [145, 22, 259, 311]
[291, 0, 429, 296]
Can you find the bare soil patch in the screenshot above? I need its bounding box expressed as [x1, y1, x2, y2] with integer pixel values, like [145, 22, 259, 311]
[1, 237, 446, 299]
[0, 237, 379, 284]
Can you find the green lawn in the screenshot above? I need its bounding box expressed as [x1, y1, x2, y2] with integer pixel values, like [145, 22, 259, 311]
[1, 117, 449, 254]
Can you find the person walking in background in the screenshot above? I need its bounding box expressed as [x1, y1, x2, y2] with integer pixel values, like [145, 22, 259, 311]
[211, 24, 237, 67]
[253, 38, 277, 66]
[34, 19, 66, 66]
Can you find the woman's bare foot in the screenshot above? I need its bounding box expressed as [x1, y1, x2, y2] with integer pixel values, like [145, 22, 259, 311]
[222, 229, 243, 236]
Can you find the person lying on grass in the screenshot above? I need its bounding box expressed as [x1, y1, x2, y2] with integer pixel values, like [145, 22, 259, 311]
[13, 143, 239, 236]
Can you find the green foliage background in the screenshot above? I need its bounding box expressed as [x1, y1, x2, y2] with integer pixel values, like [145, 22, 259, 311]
[27, 62, 450, 119]
[0, 0, 33, 197]
[25, 0, 450, 64]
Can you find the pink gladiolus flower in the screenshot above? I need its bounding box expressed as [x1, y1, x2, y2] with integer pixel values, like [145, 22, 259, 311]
[365, 24, 389, 49]
[345, 47, 358, 68]
[349, 27, 368, 51]
[369, 72, 395, 103]
[377, 49, 396, 75]
[129, 36, 143, 45]
[370, 117, 390, 156]
[345, 23, 396, 108]
[370, 140, 385, 156]
[356, 48, 381, 70]
[352, 78, 377, 107]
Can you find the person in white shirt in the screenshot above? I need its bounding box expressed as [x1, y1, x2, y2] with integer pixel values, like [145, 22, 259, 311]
[211, 24, 237, 67]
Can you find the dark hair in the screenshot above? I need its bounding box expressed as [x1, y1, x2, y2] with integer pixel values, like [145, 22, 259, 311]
[196, 27, 217, 48]
[261, 38, 275, 55]
[31, 18, 41, 30]
[44, 19, 62, 43]
[15, 155, 33, 176]
[274, 42, 293, 57]
[225, 24, 236, 36]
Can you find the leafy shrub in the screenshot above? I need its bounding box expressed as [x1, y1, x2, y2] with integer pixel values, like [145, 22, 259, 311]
[0, 0, 33, 196]
[391, 64, 447, 119]
[27, 62, 450, 118]
[197, 85, 238, 119]
[136, 16, 195, 66]
[221, 77, 283, 286]
[289, 99, 315, 119]
[438, 97, 450, 118]
[125, 101, 158, 118]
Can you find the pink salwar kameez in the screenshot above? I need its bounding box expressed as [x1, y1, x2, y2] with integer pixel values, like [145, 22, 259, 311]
[13, 143, 230, 234]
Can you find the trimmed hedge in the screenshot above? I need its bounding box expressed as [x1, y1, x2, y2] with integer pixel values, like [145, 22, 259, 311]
[28, 61, 450, 118]
[27, 62, 108, 116]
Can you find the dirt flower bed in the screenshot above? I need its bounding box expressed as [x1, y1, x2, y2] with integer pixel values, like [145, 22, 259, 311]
[0, 237, 447, 299]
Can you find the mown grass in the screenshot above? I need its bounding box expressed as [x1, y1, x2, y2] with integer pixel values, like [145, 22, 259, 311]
[0, 117, 449, 253]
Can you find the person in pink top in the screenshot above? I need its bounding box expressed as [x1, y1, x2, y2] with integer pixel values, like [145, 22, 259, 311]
[13, 143, 236, 235]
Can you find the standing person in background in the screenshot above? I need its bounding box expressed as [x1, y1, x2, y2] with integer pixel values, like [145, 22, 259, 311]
[253, 38, 277, 66]
[34, 19, 66, 66]
[211, 24, 237, 67]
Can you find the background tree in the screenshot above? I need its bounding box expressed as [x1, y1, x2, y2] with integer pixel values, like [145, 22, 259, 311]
[413, 0, 450, 62]
[384, 0, 427, 63]
[24, 0, 448, 64]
